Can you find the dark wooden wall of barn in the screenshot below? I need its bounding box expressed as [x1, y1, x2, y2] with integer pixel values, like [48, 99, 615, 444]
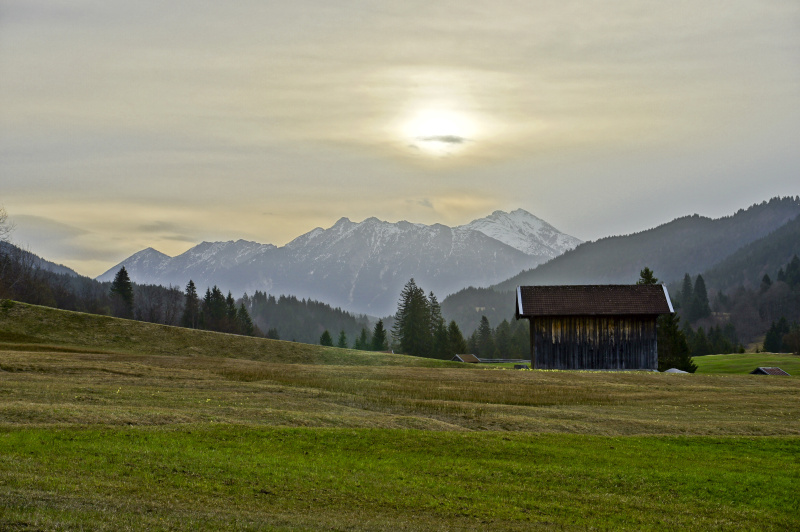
[528, 316, 658, 370]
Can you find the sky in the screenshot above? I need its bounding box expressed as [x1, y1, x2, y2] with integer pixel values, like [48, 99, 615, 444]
[2, 1, 799, 277]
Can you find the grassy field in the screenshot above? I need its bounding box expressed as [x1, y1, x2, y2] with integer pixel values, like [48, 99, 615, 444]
[0, 299, 450, 367]
[694, 351, 800, 375]
[1, 301, 799, 530]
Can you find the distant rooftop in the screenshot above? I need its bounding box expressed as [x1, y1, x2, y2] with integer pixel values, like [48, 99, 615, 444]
[451, 354, 480, 363]
[750, 367, 791, 376]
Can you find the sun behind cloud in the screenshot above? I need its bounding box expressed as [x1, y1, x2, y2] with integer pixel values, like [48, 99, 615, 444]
[403, 109, 476, 156]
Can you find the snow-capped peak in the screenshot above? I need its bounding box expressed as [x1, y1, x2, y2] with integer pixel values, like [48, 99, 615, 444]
[460, 209, 581, 258]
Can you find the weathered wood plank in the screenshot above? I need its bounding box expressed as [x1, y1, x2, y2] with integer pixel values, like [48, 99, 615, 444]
[528, 315, 658, 370]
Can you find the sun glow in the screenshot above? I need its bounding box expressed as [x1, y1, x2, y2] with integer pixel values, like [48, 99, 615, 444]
[403, 109, 476, 156]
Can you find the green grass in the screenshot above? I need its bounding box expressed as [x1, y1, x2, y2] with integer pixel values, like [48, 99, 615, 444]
[1, 301, 799, 530]
[694, 352, 800, 375]
[1, 427, 797, 531]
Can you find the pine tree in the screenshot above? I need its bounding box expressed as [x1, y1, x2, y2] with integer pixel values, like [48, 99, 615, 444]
[392, 279, 431, 357]
[371, 319, 388, 351]
[764, 318, 790, 352]
[467, 330, 478, 355]
[691, 326, 711, 357]
[319, 330, 333, 346]
[337, 330, 348, 349]
[681, 273, 693, 308]
[494, 320, 512, 358]
[511, 320, 530, 359]
[428, 292, 443, 334]
[692, 275, 711, 319]
[476, 316, 495, 358]
[657, 313, 696, 372]
[201, 286, 226, 332]
[236, 303, 255, 336]
[637, 267, 658, 285]
[225, 292, 237, 332]
[447, 320, 468, 356]
[785, 255, 800, 287]
[354, 328, 369, 350]
[431, 321, 449, 359]
[109, 266, 134, 319]
[182, 280, 200, 329]
[783, 324, 800, 356]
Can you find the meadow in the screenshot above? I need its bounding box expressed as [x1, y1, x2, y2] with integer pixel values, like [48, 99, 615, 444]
[1, 301, 798, 530]
[693, 351, 800, 375]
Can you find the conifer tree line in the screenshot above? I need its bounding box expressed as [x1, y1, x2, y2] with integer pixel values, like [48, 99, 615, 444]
[318, 320, 390, 352]
[244, 290, 370, 344]
[757, 255, 800, 355]
[388, 279, 468, 358]
[463, 316, 530, 359]
[386, 278, 529, 359]
[0, 241, 371, 342]
[670, 255, 800, 355]
[670, 272, 743, 357]
[179, 280, 256, 336]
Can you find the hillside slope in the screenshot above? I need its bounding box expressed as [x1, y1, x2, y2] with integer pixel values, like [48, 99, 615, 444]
[495, 197, 800, 291]
[0, 300, 450, 367]
[701, 213, 800, 292]
[444, 198, 800, 334]
[0, 241, 78, 277]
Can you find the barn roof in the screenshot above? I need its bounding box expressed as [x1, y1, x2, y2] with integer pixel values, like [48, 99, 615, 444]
[516, 285, 674, 318]
[452, 354, 481, 363]
[750, 367, 791, 376]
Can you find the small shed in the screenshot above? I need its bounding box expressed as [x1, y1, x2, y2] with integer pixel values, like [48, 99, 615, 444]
[515, 284, 673, 370]
[451, 354, 481, 363]
[750, 367, 791, 376]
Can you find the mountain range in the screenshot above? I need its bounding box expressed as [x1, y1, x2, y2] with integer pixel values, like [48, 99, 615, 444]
[495, 197, 800, 291]
[98, 209, 581, 316]
[443, 197, 800, 333]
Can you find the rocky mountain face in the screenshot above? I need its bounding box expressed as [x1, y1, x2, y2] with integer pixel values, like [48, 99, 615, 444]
[97, 210, 581, 316]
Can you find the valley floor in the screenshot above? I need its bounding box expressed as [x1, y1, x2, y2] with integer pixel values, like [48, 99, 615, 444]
[1, 302, 798, 530]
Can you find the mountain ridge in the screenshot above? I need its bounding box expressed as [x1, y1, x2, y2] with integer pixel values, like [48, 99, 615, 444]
[97, 209, 581, 316]
[441, 197, 800, 335]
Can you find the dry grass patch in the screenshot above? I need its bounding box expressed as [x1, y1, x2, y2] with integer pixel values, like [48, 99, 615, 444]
[2, 347, 799, 435]
[0, 300, 450, 367]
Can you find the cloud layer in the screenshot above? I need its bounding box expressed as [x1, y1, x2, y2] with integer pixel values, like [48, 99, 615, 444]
[2, 1, 799, 276]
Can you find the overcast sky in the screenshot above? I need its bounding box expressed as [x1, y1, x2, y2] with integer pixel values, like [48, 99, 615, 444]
[2, 1, 799, 277]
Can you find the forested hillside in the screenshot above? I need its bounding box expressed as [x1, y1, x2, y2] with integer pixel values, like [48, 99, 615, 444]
[440, 286, 514, 339]
[701, 213, 800, 293]
[0, 240, 371, 345]
[243, 291, 370, 345]
[442, 198, 800, 336]
[495, 197, 800, 291]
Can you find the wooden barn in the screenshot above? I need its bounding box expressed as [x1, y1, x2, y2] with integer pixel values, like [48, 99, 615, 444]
[515, 285, 674, 370]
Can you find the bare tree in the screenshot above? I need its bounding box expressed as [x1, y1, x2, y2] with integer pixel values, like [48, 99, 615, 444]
[0, 206, 13, 243]
[163, 285, 184, 326]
